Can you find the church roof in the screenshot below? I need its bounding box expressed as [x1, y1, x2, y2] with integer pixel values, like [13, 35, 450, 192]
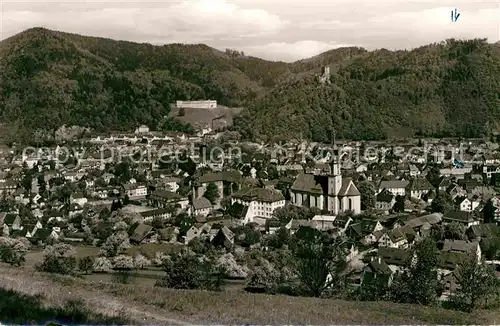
[291, 172, 324, 194]
[338, 178, 361, 197]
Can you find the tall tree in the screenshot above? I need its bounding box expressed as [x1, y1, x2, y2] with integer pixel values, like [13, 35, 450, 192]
[293, 229, 350, 297]
[203, 182, 219, 205]
[451, 254, 499, 312]
[357, 181, 376, 210]
[389, 237, 441, 305]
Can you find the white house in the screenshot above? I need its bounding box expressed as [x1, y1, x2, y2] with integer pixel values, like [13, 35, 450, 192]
[378, 180, 409, 197]
[378, 228, 409, 249]
[192, 197, 213, 217]
[231, 187, 285, 224]
[123, 183, 148, 198]
[135, 125, 150, 134]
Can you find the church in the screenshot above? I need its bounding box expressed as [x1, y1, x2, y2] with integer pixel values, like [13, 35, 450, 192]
[289, 159, 361, 215]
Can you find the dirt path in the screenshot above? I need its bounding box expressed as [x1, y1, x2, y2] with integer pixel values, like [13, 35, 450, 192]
[0, 271, 189, 325]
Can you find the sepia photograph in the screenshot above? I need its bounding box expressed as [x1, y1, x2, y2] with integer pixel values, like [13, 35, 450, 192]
[0, 0, 500, 324]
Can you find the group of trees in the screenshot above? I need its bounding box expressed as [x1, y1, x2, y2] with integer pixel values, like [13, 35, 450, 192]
[357, 238, 500, 312]
[233, 39, 500, 142]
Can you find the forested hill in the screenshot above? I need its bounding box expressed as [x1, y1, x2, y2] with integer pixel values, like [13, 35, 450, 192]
[233, 39, 500, 142]
[1, 28, 499, 142]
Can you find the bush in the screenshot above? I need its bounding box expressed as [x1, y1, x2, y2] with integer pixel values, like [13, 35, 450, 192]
[35, 244, 77, 275]
[78, 256, 94, 274]
[112, 270, 135, 284]
[155, 249, 226, 291]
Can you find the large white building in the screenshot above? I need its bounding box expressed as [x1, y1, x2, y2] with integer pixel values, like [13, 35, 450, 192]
[290, 160, 361, 215]
[231, 187, 285, 224]
[176, 100, 217, 109]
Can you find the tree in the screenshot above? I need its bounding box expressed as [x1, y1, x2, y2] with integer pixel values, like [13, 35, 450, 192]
[133, 254, 151, 269]
[112, 255, 135, 270]
[234, 225, 261, 247]
[451, 254, 499, 312]
[445, 222, 467, 240]
[203, 182, 219, 205]
[99, 231, 131, 257]
[0, 237, 30, 266]
[389, 237, 440, 305]
[431, 192, 454, 213]
[393, 195, 405, 213]
[293, 230, 350, 297]
[78, 256, 94, 275]
[357, 182, 376, 210]
[36, 243, 77, 275]
[93, 256, 113, 273]
[155, 249, 226, 291]
[426, 166, 441, 189]
[483, 199, 496, 223]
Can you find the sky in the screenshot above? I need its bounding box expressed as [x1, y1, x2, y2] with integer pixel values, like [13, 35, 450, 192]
[1, 0, 499, 62]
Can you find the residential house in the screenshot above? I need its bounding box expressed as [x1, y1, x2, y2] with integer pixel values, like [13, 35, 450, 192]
[378, 180, 409, 197]
[442, 239, 481, 262]
[30, 228, 59, 243]
[311, 215, 337, 231]
[442, 211, 480, 227]
[122, 183, 148, 198]
[70, 194, 88, 207]
[148, 190, 189, 210]
[192, 197, 213, 217]
[375, 189, 395, 211]
[0, 180, 16, 196]
[375, 247, 412, 273]
[193, 170, 242, 208]
[361, 257, 393, 288]
[378, 228, 409, 249]
[128, 223, 153, 244]
[0, 212, 21, 231]
[348, 219, 384, 243]
[406, 177, 433, 200]
[211, 226, 234, 249]
[454, 196, 478, 212]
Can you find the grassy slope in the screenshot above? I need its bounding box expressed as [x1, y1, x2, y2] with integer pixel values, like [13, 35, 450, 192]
[0, 264, 497, 325]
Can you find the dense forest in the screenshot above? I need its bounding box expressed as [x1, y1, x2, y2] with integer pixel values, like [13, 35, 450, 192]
[0, 28, 499, 142]
[233, 39, 500, 142]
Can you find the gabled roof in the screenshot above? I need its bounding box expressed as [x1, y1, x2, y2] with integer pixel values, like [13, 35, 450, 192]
[468, 223, 500, 238]
[291, 172, 324, 194]
[377, 247, 410, 266]
[442, 239, 478, 254]
[438, 251, 467, 270]
[31, 228, 54, 240]
[378, 180, 410, 189]
[408, 177, 433, 191]
[338, 178, 361, 197]
[2, 213, 19, 226]
[129, 223, 153, 243]
[376, 189, 394, 202]
[232, 187, 284, 203]
[193, 197, 212, 210]
[442, 211, 475, 223]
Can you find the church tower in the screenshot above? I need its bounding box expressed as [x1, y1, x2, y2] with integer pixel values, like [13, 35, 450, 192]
[328, 155, 342, 196]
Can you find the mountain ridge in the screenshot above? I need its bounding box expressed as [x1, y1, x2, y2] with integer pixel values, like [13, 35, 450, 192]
[1, 27, 499, 143]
